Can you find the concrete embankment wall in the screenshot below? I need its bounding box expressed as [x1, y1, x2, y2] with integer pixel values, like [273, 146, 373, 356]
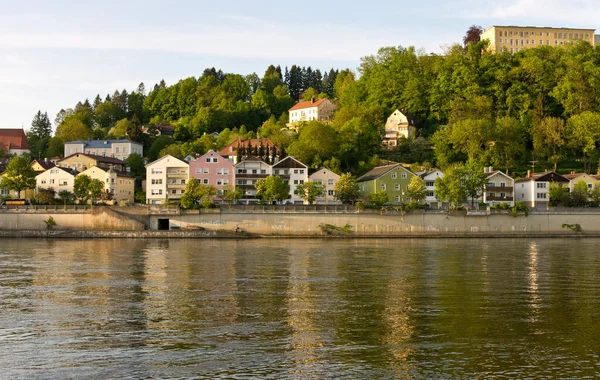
[151, 211, 598, 236]
[0, 207, 145, 231]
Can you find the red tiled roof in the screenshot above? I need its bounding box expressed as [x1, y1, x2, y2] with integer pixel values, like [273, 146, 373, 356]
[0, 129, 29, 153]
[289, 98, 327, 111]
[218, 138, 279, 156]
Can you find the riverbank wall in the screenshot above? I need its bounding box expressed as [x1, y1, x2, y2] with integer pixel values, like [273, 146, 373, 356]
[1, 206, 599, 237]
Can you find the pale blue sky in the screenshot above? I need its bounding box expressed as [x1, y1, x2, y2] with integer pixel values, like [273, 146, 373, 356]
[1, 0, 598, 129]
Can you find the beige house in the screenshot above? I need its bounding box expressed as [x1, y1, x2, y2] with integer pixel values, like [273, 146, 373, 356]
[384, 109, 416, 148]
[79, 166, 134, 204]
[288, 98, 336, 125]
[481, 25, 596, 53]
[36, 167, 78, 198]
[64, 139, 143, 161]
[309, 168, 340, 204]
[564, 172, 600, 193]
[57, 153, 127, 173]
[145, 154, 189, 204]
[482, 168, 515, 206]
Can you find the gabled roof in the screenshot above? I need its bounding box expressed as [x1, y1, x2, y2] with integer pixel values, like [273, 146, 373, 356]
[219, 138, 278, 156]
[563, 172, 599, 181]
[418, 169, 444, 179]
[486, 170, 513, 181]
[37, 166, 78, 177]
[289, 98, 328, 111]
[58, 153, 126, 165]
[0, 128, 29, 152]
[83, 165, 133, 178]
[145, 154, 189, 168]
[515, 172, 570, 183]
[31, 158, 56, 171]
[387, 109, 417, 126]
[357, 163, 410, 182]
[272, 156, 307, 169]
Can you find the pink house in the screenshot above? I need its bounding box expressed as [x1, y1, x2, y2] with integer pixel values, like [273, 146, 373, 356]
[189, 150, 234, 194]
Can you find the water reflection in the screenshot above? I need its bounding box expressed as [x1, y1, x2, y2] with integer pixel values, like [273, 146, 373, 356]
[1, 238, 600, 378]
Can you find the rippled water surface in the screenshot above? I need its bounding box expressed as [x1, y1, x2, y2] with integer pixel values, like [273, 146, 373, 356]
[1, 238, 600, 378]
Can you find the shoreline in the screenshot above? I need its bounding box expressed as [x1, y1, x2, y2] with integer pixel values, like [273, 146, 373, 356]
[0, 230, 592, 239]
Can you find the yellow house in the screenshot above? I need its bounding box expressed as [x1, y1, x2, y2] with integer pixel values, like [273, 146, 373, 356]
[384, 109, 416, 148]
[79, 166, 135, 204]
[481, 25, 596, 53]
[57, 153, 127, 173]
[564, 172, 600, 193]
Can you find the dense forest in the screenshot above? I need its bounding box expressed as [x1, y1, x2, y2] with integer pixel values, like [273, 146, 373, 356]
[24, 38, 600, 177]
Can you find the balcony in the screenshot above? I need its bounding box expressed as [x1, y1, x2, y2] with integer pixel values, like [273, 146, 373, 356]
[236, 173, 269, 179]
[487, 186, 513, 191]
[487, 196, 514, 202]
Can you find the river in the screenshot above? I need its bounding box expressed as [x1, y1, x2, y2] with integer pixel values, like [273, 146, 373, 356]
[1, 238, 599, 378]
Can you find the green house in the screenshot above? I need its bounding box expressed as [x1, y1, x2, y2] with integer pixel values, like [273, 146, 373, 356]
[357, 164, 417, 204]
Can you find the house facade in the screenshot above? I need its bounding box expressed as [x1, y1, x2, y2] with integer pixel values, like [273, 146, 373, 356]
[357, 164, 416, 204]
[383, 109, 416, 148]
[64, 139, 143, 161]
[482, 168, 515, 206]
[563, 172, 599, 192]
[234, 156, 271, 201]
[309, 168, 341, 204]
[271, 156, 309, 204]
[219, 138, 279, 164]
[31, 159, 55, 175]
[36, 167, 77, 197]
[288, 98, 336, 125]
[145, 155, 189, 204]
[189, 150, 234, 195]
[515, 171, 570, 209]
[0, 128, 30, 156]
[419, 170, 444, 208]
[79, 166, 135, 204]
[57, 153, 127, 172]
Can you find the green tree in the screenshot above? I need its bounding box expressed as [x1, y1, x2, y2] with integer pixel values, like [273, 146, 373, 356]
[434, 165, 467, 209]
[255, 175, 289, 204]
[567, 111, 600, 173]
[58, 190, 75, 205]
[294, 181, 324, 205]
[30, 110, 52, 140]
[147, 136, 174, 162]
[36, 187, 56, 205]
[287, 121, 339, 167]
[125, 153, 145, 178]
[369, 190, 388, 207]
[532, 117, 567, 172]
[462, 160, 488, 207]
[334, 173, 361, 204]
[73, 175, 92, 203]
[0, 156, 36, 198]
[406, 175, 426, 204]
[55, 117, 93, 142]
[88, 179, 104, 204]
[180, 178, 217, 209]
[111, 118, 132, 138]
[222, 184, 243, 205]
[549, 182, 569, 206]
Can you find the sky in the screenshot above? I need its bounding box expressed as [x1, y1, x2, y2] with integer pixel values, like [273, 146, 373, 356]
[1, 0, 599, 130]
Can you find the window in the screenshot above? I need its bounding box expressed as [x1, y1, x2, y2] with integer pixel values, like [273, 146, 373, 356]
[203, 179, 209, 184]
[294, 180, 298, 185]
[223, 168, 229, 175]
[426, 181, 434, 187]
[217, 180, 223, 186]
[536, 193, 547, 199]
[41, 180, 47, 184]
[151, 168, 163, 174]
[328, 190, 334, 196]
[196, 168, 201, 174]
[500, 192, 506, 198]
[588, 183, 593, 189]
[391, 172, 397, 179]
[299, 180, 304, 184]
[401, 173, 407, 179]
[328, 179, 334, 186]
[151, 179, 162, 185]
[172, 189, 177, 194]
[488, 182, 495, 188]
[521, 193, 524, 199]
[380, 184, 386, 191]
[536, 182, 547, 189]
[500, 182, 506, 187]
[206, 158, 211, 163]
[252, 169, 257, 174]
[395, 184, 400, 191]
[394, 196, 400, 203]
[273, 169, 279, 175]
[426, 191, 434, 197]
[50, 179, 55, 184]
[212, 158, 218, 163]
[203, 168, 209, 174]
[293, 169, 298, 174]
[489, 192, 496, 198]
[115, 147, 120, 153]
[261, 170, 266, 174]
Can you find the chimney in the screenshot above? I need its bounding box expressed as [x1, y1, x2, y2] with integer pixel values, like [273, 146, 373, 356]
[489, 166, 493, 172]
[311, 96, 315, 104]
[484, 167, 488, 173]
[571, 171, 575, 175]
[527, 170, 531, 178]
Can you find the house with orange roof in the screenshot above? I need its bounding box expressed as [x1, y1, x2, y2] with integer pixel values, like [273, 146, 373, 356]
[0, 128, 30, 156]
[288, 97, 336, 125]
[219, 137, 279, 164]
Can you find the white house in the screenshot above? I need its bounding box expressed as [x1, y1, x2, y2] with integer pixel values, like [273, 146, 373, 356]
[36, 167, 78, 197]
[271, 156, 309, 204]
[515, 171, 569, 209]
[288, 98, 336, 125]
[419, 170, 444, 208]
[145, 154, 189, 204]
[64, 139, 143, 161]
[482, 168, 515, 206]
[383, 109, 416, 148]
[563, 172, 600, 193]
[234, 156, 272, 201]
[309, 167, 341, 204]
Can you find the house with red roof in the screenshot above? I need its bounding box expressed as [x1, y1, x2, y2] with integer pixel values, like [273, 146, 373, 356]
[288, 98, 336, 125]
[0, 128, 30, 156]
[219, 137, 279, 164]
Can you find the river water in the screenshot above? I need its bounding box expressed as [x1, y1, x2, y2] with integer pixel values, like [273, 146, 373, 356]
[1, 238, 599, 378]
